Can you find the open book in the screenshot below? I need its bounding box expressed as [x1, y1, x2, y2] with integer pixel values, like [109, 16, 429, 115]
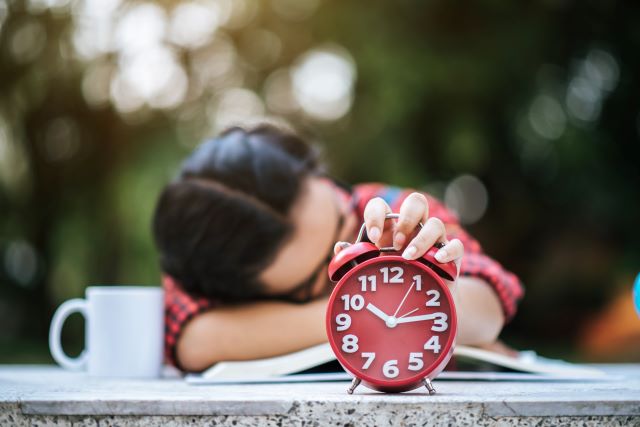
[185, 343, 606, 384]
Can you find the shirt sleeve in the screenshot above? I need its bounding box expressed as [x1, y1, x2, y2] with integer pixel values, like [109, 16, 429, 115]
[163, 276, 217, 369]
[352, 183, 524, 321]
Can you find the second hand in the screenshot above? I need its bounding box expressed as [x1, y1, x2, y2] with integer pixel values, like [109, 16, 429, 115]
[392, 282, 415, 318]
[398, 308, 419, 319]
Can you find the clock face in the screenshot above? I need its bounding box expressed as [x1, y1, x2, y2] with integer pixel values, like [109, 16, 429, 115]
[327, 255, 457, 391]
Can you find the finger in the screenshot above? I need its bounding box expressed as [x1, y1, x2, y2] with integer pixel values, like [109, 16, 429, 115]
[434, 238, 464, 263]
[402, 216, 445, 260]
[334, 241, 351, 255]
[363, 197, 392, 244]
[394, 192, 429, 250]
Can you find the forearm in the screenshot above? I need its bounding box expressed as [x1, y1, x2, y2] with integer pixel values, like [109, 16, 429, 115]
[177, 297, 328, 371]
[455, 276, 505, 345]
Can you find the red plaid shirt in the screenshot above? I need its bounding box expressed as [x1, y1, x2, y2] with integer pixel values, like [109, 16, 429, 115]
[163, 182, 524, 368]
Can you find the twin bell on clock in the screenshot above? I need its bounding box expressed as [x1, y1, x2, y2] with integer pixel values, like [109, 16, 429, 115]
[326, 213, 458, 395]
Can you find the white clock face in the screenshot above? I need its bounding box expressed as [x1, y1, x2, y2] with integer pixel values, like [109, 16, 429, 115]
[328, 257, 456, 387]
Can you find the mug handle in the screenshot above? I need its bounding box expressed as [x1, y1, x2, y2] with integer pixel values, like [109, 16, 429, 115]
[49, 298, 89, 370]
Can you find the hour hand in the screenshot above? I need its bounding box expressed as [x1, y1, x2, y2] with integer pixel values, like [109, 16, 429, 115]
[366, 303, 390, 322]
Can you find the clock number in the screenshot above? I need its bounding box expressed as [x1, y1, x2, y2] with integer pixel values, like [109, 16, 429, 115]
[424, 335, 441, 353]
[361, 352, 376, 370]
[380, 267, 404, 284]
[341, 294, 365, 311]
[382, 360, 399, 378]
[342, 334, 359, 353]
[426, 289, 440, 306]
[358, 275, 377, 292]
[431, 313, 448, 332]
[408, 352, 424, 371]
[413, 275, 422, 291]
[335, 313, 351, 331]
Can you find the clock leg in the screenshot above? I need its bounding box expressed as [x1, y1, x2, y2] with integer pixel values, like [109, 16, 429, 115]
[347, 378, 361, 394]
[423, 378, 436, 395]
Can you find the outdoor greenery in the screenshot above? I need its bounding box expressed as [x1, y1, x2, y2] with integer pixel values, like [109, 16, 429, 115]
[0, 0, 638, 362]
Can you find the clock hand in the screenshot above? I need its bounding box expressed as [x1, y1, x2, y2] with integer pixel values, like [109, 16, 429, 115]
[392, 282, 415, 318]
[396, 312, 447, 324]
[366, 303, 390, 322]
[398, 308, 419, 319]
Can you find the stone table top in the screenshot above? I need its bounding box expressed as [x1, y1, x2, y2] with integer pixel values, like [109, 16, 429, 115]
[1, 364, 639, 426]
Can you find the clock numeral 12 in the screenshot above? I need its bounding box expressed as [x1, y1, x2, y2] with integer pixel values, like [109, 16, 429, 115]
[380, 267, 404, 284]
[358, 275, 377, 292]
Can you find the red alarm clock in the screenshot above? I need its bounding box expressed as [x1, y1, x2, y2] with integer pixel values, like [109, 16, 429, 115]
[326, 213, 458, 394]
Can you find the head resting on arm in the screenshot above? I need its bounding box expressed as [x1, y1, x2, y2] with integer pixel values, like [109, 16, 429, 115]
[152, 124, 324, 302]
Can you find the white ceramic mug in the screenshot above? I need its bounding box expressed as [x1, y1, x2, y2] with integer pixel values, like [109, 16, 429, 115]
[49, 286, 164, 378]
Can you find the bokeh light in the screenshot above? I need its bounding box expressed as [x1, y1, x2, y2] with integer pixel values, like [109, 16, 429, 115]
[71, 0, 122, 60]
[292, 45, 356, 121]
[27, 0, 70, 14]
[566, 49, 619, 124]
[528, 95, 567, 140]
[82, 61, 114, 107]
[239, 28, 282, 69]
[41, 117, 81, 163]
[9, 19, 46, 64]
[168, 1, 221, 49]
[211, 87, 265, 131]
[221, 0, 257, 29]
[0, 1, 7, 31]
[190, 33, 238, 91]
[0, 116, 30, 196]
[271, 0, 319, 21]
[4, 240, 39, 288]
[264, 68, 299, 114]
[444, 175, 489, 225]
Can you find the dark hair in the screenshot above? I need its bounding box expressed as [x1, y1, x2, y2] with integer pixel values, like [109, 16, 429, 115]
[152, 124, 324, 302]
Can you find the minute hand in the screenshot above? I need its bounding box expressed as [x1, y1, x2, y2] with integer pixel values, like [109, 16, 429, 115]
[396, 312, 447, 324]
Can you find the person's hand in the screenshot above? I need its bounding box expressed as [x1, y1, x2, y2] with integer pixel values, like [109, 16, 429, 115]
[334, 193, 463, 291]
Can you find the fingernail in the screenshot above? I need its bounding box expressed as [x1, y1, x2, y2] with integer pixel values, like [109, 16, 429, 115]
[402, 245, 417, 259]
[368, 227, 381, 242]
[334, 242, 350, 255]
[394, 232, 405, 250]
[435, 249, 447, 262]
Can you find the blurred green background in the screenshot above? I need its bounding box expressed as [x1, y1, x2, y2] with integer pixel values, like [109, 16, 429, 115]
[0, 0, 638, 364]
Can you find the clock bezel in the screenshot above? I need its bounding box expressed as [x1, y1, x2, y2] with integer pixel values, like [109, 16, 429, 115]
[326, 255, 458, 392]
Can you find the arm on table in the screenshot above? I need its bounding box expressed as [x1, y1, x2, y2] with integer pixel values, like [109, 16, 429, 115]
[455, 275, 505, 346]
[177, 297, 328, 372]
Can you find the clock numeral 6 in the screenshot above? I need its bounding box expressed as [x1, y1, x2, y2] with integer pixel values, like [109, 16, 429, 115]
[407, 352, 424, 371]
[335, 313, 351, 331]
[342, 334, 359, 353]
[341, 294, 365, 311]
[380, 267, 404, 284]
[382, 359, 399, 378]
[424, 335, 441, 353]
[361, 352, 376, 370]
